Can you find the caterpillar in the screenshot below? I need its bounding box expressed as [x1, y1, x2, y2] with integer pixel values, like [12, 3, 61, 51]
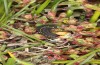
[36, 24, 58, 39]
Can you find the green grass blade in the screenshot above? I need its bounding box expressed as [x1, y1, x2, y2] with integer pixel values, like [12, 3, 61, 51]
[0, 0, 5, 17]
[80, 53, 95, 65]
[3, 0, 8, 15]
[52, 60, 72, 64]
[13, 1, 35, 17]
[5, 58, 15, 65]
[0, 12, 13, 27]
[0, 13, 6, 22]
[90, 11, 100, 23]
[35, 0, 51, 15]
[89, 60, 100, 64]
[8, 0, 13, 10]
[51, 0, 63, 12]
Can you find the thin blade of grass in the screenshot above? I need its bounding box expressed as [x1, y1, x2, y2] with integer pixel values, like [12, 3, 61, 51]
[35, 0, 51, 15]
[0, 0, 12, 27]
[8, 0, 13, 10]
[80, 53, 95, 65]
[0, 0, 5, 17]
[51, 0, 63, 12]
[3, 0, 8, 15]
[13, 1, 35, 17]
[90, 11, 100, 23]
[0, 12, 13, 27]
[1, 42, 45, 55]
[52, 60, 72, 64]
[89, 60, 100, 64]
[0, 13, 6, 22]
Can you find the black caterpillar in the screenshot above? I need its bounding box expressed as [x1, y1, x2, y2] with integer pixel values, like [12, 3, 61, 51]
[36, 24, 58, 39]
